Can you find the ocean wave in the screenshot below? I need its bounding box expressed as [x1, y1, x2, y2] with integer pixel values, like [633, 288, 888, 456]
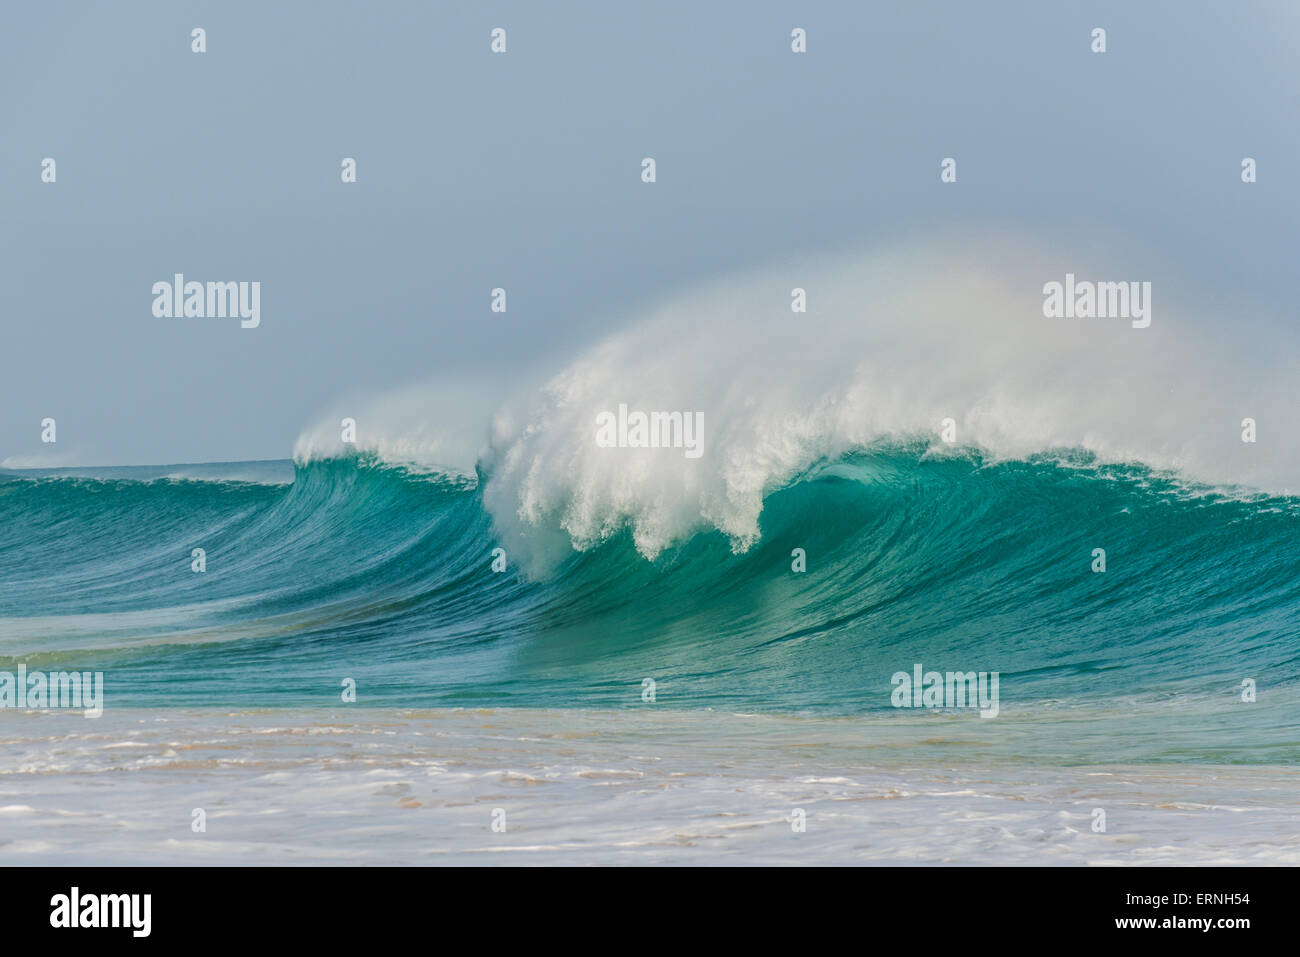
[293, 242, 1300, 568]
[2, 449, 1297, 713]
[3, 242, 1298, 715]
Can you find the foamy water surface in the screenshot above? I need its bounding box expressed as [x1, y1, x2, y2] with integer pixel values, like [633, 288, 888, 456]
[1, 708, 1295, 865]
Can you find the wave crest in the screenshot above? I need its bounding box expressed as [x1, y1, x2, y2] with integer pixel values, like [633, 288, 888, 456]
[296, 240, 1300, 567]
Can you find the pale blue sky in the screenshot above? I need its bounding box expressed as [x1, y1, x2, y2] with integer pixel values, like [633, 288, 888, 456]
[2, 1, 1296, 465]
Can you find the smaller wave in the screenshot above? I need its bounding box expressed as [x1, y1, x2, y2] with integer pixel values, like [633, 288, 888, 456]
[0, 460, 295, 486]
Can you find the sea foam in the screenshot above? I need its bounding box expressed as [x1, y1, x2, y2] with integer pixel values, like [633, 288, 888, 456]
[293, 237, 1299, 566]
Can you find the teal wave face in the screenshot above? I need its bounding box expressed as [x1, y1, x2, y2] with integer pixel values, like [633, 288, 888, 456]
[1, 451, 1298, 745]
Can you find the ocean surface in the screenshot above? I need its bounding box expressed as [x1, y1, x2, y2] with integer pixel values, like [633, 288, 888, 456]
[1, 449, 1298, 863]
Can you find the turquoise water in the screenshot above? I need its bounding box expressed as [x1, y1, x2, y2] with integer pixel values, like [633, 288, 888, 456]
[2, 445, 1298, 765]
